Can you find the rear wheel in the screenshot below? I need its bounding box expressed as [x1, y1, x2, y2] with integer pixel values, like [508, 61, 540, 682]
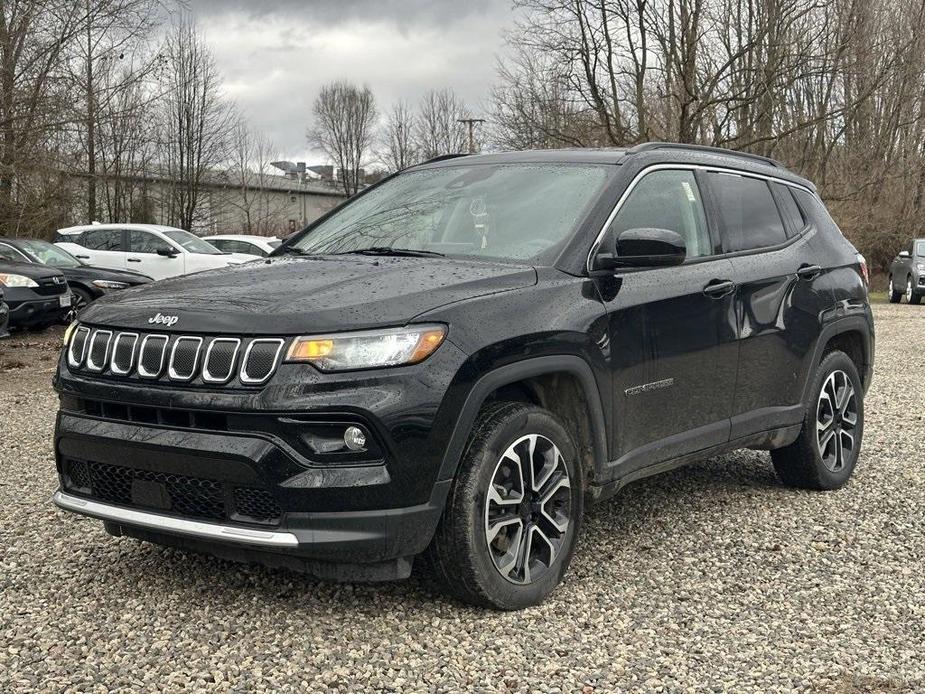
[771, 350, 863, 490]
[426, 401, 583, 610]
[888, 276, 902, 303]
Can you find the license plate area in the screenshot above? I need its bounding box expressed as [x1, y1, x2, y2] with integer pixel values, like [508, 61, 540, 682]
[131, 478, 171, 510]
[59, 294, 71, 307]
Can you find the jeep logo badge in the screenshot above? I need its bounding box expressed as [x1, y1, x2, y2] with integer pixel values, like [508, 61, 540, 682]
[148, 312, 179, 327]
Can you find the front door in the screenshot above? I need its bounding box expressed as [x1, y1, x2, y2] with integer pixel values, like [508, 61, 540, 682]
[77, 228, 127, 271]
[126, 230, 185, 280]
[598, 168, 738, 477]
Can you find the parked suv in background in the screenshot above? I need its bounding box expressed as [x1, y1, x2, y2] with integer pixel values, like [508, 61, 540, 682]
[204, 234, 282, 257]
[0, 237, 152, 313]
[53, 144, 874, 610]
[0, 259, 71, 329]
[888, 238, 925, 304]
[55, 224, 259, 281]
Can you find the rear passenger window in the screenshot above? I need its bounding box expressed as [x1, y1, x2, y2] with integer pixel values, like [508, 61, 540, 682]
[610, 170, 714, 258]
[81, 229, 124, 251]
[706, 173, 787, 252]
[770, 183, 805, 237]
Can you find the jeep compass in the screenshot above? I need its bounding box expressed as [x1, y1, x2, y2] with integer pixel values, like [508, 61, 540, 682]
[53, 143, 874, 610]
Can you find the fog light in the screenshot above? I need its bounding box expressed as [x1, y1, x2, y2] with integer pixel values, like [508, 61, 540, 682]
[344, 426, 367, 451]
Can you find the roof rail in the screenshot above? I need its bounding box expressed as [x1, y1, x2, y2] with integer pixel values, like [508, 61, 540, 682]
[421, 153, 471, 165]
[627, 141, 782, 168]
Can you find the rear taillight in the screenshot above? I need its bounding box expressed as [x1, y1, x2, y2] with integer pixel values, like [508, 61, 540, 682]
[857, 253, 869, 289]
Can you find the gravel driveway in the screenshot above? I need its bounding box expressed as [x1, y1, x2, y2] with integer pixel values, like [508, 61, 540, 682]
[1, 305, 923, 693]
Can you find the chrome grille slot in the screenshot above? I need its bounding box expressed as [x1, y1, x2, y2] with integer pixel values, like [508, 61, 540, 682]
[241, 339, 284, 384]
[168, 336, 203, 381]
[109, 332, 138, 375]
[67, 326, 91, 368]
[85, 330, 113, 372]
[202, 338, 240, 384]
[137, 334, 168, 378]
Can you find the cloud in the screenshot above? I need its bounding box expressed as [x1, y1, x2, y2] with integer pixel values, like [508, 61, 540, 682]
[190, 0, 514, 162]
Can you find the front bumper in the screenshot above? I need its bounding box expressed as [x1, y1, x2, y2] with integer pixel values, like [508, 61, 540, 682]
[7, 294, 70, 327]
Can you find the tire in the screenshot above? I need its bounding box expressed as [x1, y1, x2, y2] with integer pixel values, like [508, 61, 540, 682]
[71, 287, 93, 315]
[888, 276, 902, 303]
[425, 401, 584, 610]
[771, 350, 864, 490]
[908, 276, 922, 305]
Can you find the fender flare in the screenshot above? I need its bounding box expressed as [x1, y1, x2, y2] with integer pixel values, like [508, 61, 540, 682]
[436, 355, 609, 481]
[800, 313, 874, 402]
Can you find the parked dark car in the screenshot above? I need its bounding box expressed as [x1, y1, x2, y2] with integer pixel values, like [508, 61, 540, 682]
[0, 287, 9, 338]
[0, 237, 152, 313]
[53, 144, 874, 610]
[887, 238, 925, 304]
[0, 259, 71, 329]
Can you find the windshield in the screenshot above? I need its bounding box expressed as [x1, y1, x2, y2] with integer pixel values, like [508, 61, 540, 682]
[917, 240, 925, 257]
[289, 163, 612, 263]
[269, 239, 282, 248]
[163, 229, 222, 255]
[17, 239, 82, 267]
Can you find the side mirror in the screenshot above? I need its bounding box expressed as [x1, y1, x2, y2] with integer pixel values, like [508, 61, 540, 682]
[156, 247, 178, 258]
[593, 228, 687, 270]
[899, 250, 911, 259]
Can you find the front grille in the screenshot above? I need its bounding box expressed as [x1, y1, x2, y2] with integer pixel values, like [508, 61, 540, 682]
[69, 328, 286, 387]
[35, 277, 67, 296]
[168, 337, 202, 381]
[62, 458, 281, 525]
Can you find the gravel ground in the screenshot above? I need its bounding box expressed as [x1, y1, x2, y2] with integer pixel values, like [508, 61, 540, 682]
[1, 306, 923, 693]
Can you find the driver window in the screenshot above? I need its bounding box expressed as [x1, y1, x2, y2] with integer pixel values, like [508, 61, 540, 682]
[129, 230, 169, 254]
[610, 170, 712, 259]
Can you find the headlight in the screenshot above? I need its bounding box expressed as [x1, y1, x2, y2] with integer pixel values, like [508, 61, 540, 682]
[917, 263, 925, 272]
[0, 273, 38, 288]
[63, 321, 79, 347]
[286, 324, 447, 371]
[91, 279, 129, 290]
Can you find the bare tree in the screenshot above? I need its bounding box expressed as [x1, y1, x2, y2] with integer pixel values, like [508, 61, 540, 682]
[415, 88, 470, 159]
[158, 16, 233, 231]
[380, 100, 418, 172]
[225, 117, 289, 235]
[309, 80, 377, 196]
[0, 0, 84, 235]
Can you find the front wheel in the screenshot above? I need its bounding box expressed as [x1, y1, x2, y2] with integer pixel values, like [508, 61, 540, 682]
[426, 401, 583, 610]
[888, 276, 902, 303]
[908, 277, 922, 305]
[771, 350, 864, 490]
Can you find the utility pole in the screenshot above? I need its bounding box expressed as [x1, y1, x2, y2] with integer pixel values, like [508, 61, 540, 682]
[457, 118, 486, 154]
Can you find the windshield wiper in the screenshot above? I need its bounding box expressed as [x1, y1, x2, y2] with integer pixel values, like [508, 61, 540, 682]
[335, 247, 445, 258]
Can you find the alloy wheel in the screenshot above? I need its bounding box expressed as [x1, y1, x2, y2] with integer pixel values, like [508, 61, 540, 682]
[484, 434, 572, 585]
[815, 370, 858, 473]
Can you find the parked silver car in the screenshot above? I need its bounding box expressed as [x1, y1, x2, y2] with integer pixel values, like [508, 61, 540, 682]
[888, 238, 925, 304]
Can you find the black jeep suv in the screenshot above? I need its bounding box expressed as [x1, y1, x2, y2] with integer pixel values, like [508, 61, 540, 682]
[53, 144, 874, 610]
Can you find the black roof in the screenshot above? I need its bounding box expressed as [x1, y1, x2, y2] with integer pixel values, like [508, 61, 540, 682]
[413, 143, 815, 191]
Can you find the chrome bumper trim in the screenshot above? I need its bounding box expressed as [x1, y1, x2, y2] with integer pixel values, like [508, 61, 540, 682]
[52, 491, 298, 548]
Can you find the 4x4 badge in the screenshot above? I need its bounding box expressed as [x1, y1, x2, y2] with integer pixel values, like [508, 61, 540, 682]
[148, 313, 179, 327]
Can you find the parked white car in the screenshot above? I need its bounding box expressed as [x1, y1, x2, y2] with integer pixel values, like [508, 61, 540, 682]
[55, 224, 260, 281]
[203, 234, 282, 258]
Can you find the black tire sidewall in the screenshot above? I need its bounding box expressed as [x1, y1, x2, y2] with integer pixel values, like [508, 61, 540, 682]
[805, 351, 865, 488]
[462, 405, 583, 609]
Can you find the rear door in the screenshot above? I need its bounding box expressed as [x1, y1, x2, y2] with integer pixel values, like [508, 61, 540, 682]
[74, 228, 127, 270]
[601, 168, 738, 474]
[705, 171, 832, 439]
[126, 230, 185, 280]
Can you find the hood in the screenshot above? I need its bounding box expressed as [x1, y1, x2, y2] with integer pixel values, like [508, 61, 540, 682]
[61, 265, 153, 284]
[0, 259, 65, 282]
[79, 255, 537, 334]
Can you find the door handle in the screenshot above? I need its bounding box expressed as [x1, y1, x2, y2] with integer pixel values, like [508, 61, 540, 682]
[797, 264, 822, 280]
[127, 258, 141, 262]
[75, 254, 89, 259]
[703, 279, 736, 298]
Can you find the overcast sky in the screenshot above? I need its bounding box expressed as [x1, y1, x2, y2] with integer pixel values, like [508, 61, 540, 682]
[187, 0, 517, 164]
